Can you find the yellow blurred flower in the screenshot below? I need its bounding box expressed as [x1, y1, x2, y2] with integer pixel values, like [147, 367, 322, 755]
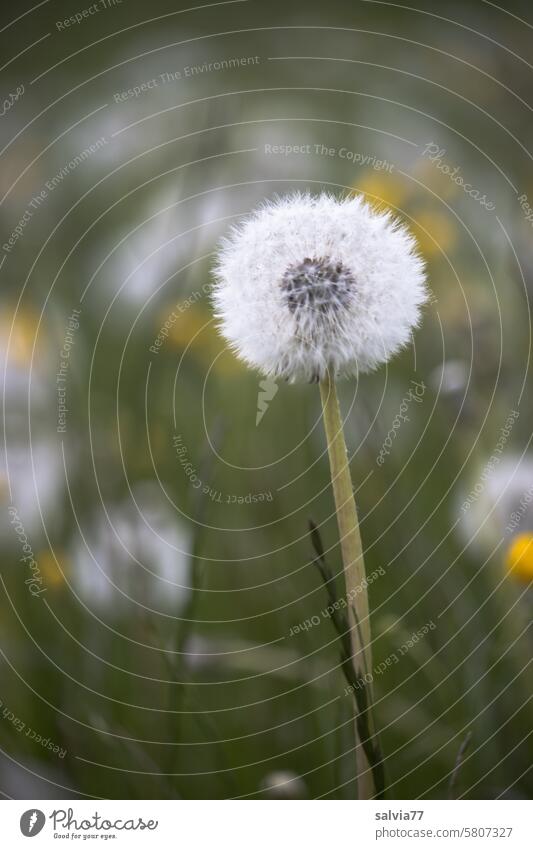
[352, 173, 457, 260]
[411, 209, 457, 258]
[0, 309, 41, 367]
[167, 303, 211, 348]
[412, 159, 460, 200]
[353, 172, 410, 211]
[0, 475, 8, 504]
[37, 550, 68, 588]
[505, 534, 533, 583]
[165, 304, 244, 376]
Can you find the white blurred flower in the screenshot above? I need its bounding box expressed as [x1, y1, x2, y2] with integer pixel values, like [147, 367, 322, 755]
[0, 311, 63, 539]
[212, 193, 427, 382]
[0, 440, 64, 540]
[105, 192, 186, 304]
[260, 770, 307, 799]
[457, 455, 533, 554]
[95, 189, 234, 307]
[430, 359, 469, 396]
[0, 311, 49, 407]
[70, 482, 192, 615]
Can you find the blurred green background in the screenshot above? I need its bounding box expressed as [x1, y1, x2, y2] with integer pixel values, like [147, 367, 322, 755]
[0, 0, 532, 799]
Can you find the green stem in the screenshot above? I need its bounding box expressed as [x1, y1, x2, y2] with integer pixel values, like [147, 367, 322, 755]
[319, 370, 375, 799]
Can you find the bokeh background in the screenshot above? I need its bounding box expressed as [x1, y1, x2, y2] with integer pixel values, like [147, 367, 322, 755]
[1, 0, 532, 799]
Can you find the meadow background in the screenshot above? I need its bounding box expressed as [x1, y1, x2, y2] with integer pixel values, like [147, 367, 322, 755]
[0, 0, 532, 799]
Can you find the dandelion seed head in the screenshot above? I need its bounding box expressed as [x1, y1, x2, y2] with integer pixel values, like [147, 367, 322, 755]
[281, 256, 355, 318]
[212, 192, 427, 382]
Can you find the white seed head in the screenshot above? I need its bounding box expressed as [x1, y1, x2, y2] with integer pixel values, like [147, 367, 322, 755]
[212, 192, 427, 382]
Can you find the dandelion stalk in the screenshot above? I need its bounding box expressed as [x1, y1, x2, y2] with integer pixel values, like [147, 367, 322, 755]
[319, 368, 374, 799]
[309, 518, 385, 798]
[211, 192, 427, 800]
[448, 730, 472, 799]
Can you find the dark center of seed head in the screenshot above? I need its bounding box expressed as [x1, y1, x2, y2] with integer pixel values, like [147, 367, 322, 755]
[281, 256, 355, 317]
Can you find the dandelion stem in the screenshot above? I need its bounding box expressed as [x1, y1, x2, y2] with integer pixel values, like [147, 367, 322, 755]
[319, 369, 375, 799]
